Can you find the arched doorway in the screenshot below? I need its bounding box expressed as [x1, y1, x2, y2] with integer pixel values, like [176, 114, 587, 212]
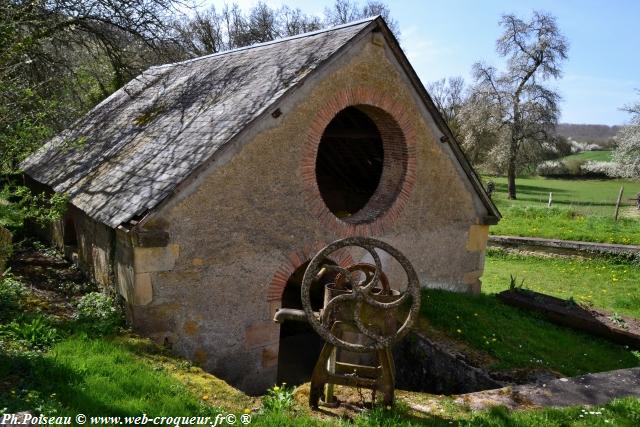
[276, 260, 335, 386]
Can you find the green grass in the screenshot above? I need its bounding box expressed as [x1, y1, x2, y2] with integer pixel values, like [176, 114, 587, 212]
[488, 176, 640, 216]
[276, 398, 640, 426]
[0, 336, 225, 416]
[491, 206, 640, 244]
[1, 334, 638, 427]
[420, 288, 640, 376]
[483, 249, 640, 318]
[561, 150, 613, 162]
[486, 176, 640, 244]
[1, 272, 639, 425]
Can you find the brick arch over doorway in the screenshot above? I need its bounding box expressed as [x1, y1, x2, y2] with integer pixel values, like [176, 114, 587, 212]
[300, 87, 417, 237]
[267, 242, 354, 302]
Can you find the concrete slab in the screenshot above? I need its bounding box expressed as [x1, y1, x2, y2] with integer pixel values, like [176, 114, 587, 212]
[454, 367, 640, 410]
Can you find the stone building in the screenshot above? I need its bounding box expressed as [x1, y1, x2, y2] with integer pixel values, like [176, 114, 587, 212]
[22, 17, 500, 393]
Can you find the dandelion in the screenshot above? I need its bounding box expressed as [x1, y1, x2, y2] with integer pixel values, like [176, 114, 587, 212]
[202, 395, 209, 401]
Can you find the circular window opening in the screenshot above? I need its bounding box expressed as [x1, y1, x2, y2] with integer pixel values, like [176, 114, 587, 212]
[315, 105, 407, 224]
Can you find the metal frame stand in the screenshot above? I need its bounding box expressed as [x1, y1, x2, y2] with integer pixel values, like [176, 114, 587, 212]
[309, 322, 395, 409]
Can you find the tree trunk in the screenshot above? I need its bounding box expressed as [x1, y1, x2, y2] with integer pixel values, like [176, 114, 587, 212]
[509, 95, 521, 200]
[507, 137, 518, 200]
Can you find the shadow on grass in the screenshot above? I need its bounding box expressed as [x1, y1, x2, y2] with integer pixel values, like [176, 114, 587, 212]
[0, 348, 126, 415]
[419, 289, 640, 376]
[505, 197, 619, 208]
[493, 182, 571, 196]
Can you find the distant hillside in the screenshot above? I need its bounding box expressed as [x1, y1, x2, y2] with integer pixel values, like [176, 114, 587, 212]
[556, 123, 621, 146]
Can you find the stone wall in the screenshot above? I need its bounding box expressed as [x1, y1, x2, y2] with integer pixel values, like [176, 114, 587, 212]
[127, 31, 492, 394]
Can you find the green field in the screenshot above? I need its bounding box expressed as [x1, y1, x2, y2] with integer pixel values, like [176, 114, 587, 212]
[483, 249, 640, 318]
[561, 150, 613, 162]
[487, 176, 640, 244]
[488, 176, 640, 215]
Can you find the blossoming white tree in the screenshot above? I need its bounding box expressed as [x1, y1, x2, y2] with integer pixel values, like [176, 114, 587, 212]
[466, 11, 568, 199]
[611, 95, 640, 178]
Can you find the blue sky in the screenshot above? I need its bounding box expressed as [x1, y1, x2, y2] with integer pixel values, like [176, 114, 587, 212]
[207, 0, 640, 125]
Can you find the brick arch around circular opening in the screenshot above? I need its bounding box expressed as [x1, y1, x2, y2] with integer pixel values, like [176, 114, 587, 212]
[267, 242, 354, 302]
[301, 87, 417, 237]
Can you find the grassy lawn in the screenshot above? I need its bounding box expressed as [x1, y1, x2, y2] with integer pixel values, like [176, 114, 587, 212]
[488, 176, 640, 216]
[561, 150, 613, 162]
[483, 249, 640, 318]
[0, 336, 251, 417]
[2, 332, 639, 426]
[486, 176, 640, 244]
[1, 333, 639, 426]
[417, 250, 640, 379]
[489, 206, 640, 244]
[420, 289, 640, 377]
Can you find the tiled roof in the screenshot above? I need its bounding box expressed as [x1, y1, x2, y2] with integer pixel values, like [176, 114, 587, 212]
[22, 19, 375, 227]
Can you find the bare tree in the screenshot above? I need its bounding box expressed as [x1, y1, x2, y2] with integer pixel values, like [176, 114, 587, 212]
[0, 0, 184, 173]
[247, 2, 278, 43]
[173, 6, 225, 56]
[278, 6, 322, 36]
[428, 76, 466, 141]
[221, 3, 252, 49]
[469, 11, 568, 199]
[324, 0, 360, 26]
[324, 0, 399, 36]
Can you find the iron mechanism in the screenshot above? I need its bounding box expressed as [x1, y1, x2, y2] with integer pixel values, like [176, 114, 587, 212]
[273, 236, 421, 408]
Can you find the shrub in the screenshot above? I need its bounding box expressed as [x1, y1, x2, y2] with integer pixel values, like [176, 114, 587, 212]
[564, 158, 587, 175]
[75, 291, 123, 335]
[536, 160, 568, 176]
[1, 315, 59, 349]
[581, 160, 621, 178]
[0, 273, 26, 321]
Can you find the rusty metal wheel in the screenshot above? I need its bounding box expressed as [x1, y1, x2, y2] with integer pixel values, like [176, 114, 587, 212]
[301, 237, 421, 353]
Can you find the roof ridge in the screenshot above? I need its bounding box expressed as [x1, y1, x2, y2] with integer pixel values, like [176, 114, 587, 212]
[152, 16, 379, 69]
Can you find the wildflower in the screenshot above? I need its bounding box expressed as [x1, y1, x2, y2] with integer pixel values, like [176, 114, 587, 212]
[202, 395, 209, 401]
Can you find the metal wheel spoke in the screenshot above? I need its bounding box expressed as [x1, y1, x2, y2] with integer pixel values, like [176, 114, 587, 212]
[300, 237, 421, 353]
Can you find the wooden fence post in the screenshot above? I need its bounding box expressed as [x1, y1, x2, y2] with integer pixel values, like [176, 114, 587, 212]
[614, 186, 624, 221]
